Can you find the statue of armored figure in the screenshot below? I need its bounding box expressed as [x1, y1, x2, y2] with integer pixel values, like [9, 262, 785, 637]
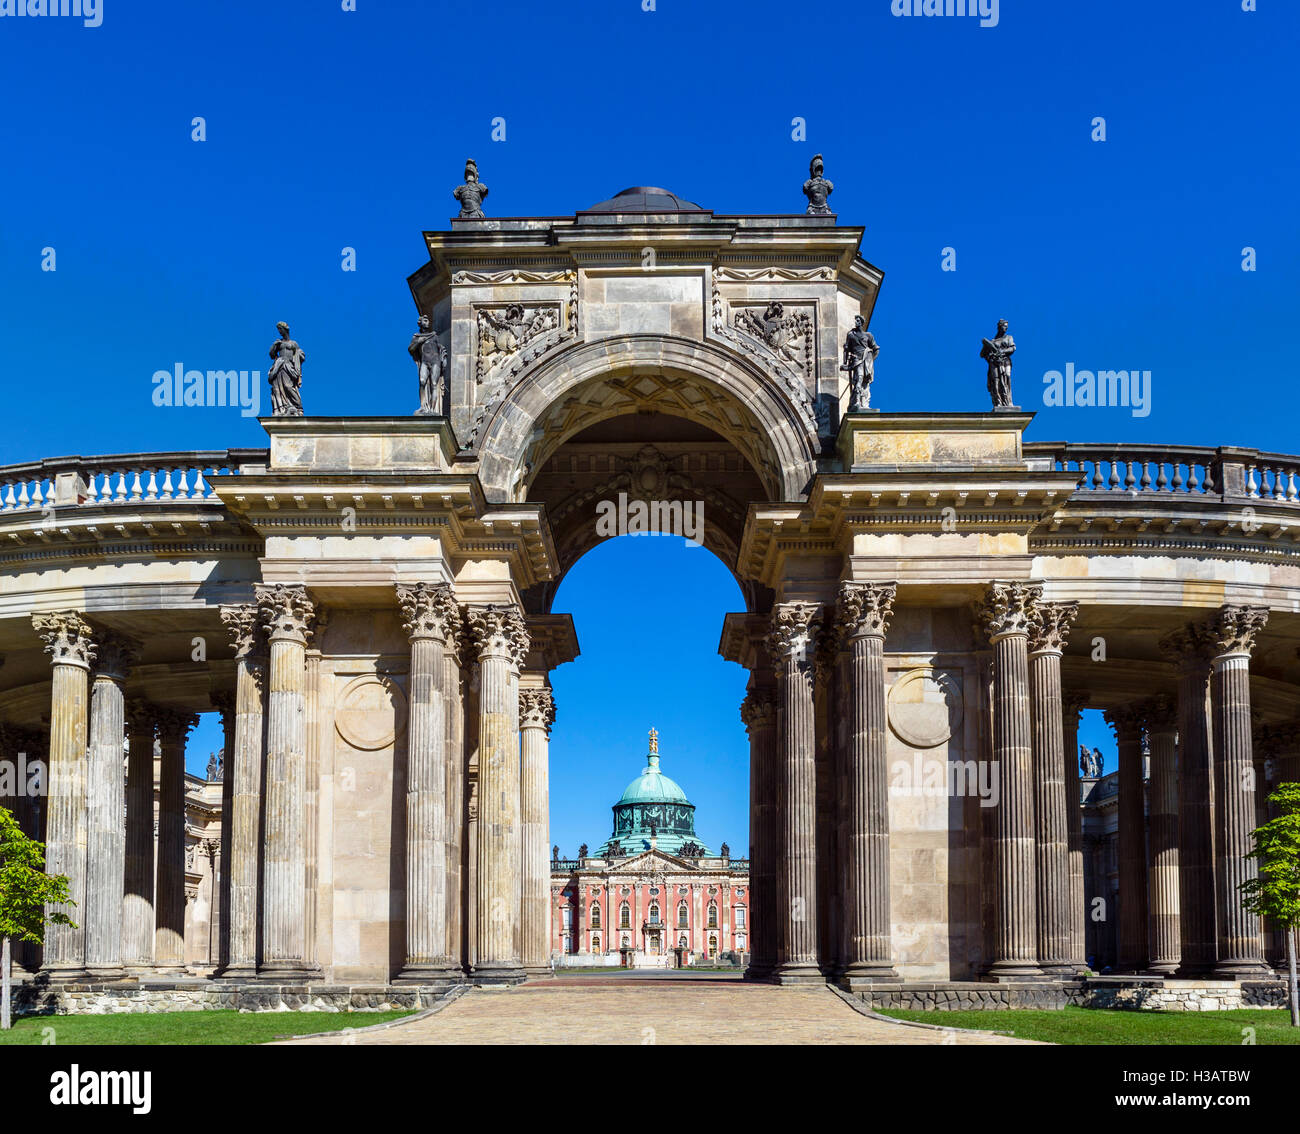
[454, 158, 488, 218]
[803, 153, 834, 215]
[268, 321, 305, 417]
[980, 319, 1017, 409]
[409, 313, 448, 416]
[1079, 744, 1104, 778]
[841, 315, 880, 411]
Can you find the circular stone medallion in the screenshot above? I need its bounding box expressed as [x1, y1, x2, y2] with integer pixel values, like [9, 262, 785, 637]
[334, 674, 408, 751]
[887, 668, 963, 749]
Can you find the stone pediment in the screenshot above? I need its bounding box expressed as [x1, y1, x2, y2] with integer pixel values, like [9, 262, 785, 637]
[609, 848, 695, 873]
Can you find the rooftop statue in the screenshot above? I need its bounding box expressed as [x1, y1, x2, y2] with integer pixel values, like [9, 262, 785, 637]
[409, 313, 447, 416]
[981, 318, 1017, 409]
[454, 157, 488, 218]
[268, 321, 305, 417]
[842, 315, 880, 411]
[803, 153, 834, 215]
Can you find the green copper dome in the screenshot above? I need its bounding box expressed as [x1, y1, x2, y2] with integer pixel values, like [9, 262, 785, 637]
[598, 729, 710, 858]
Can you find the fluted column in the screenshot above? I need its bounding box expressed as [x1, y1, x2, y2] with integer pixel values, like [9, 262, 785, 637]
[122, 703, 158, 969]
[519, 686, 555, 976]
[975, 582, 1043, 980]
[218, 605, 266, 977]
[768, 601, 823, 984]
[466, 604, 529, 982]
[741, 686, 777, 980]
[1141, 694, 1181, 975]
[1208, 605, 1271, 977]
[84, 634, 138, 979]
[1161, 626, 1217, 975]
[210, 691, 235, 973]
[445, 627, 467, 970]
[255, 583, 318, 980]
[837, 582, 899, 987]
[395, 582, 461, 982]
[1028, 601, 1079, 977]
[33, 613, 96, 979]
[154, 709, 196, 972]
[1105, 705, 1149, 972]
[1062, 690, 1089, 971]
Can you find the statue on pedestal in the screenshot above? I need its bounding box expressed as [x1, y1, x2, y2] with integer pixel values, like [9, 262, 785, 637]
[268, 321, 305, 417]
[841, 315, 880, 410]
[454, 158, 489, 218]
[409, 314, 447, 416]
[980, 319, 1017, 409]
[803, 153, 834, 215]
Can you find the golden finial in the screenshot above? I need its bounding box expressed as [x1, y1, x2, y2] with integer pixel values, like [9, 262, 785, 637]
[648, 726, 658, 755]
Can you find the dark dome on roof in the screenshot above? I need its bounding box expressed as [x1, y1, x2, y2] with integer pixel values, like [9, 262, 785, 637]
[582, 186, 706, 214]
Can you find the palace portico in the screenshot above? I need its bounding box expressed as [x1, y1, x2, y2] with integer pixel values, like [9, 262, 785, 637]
[2, 176, 1299, 1011]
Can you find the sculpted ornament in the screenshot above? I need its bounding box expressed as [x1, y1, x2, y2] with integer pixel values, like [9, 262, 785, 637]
[802, 153, 834, 215]
[220, 604, 264, 659]
[733, 301, 815, 378]
[837, 581, 898, 640]
[1027, 601, 1079, 655]
[454, 158, 488, 218]
[396, 582, 460, 643]
[465, 604, 530, 667]
[768, 602, 822, 663]
[980, 319, 1016, 410]
[268, 322, 306, 417]
[409, 314, 448, 416]
[33, 612, 96, 668]
[94, 632, 140, 680]
[1203, 604, 1269, 657]
[739, 689, 776, 732]
[254, 584, 316, 644]
[842, 316, 880, 412]
[974, 581, 1043, 642]
[520, 688, 556, 733]
[476, 303, 561, 382]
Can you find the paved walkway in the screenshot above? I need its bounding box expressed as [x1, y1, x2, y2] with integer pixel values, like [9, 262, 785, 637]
[276, 980, 1041, 1045]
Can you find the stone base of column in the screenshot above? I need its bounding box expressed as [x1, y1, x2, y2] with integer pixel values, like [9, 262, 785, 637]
[39, 965, 90, 985]
[743, 963, 773, 982]
[1213, 959, 1272, 980]
[1036, 962, 1078, 979]
[393, 964, 464, 985]
[521, 965, 555, 980]
[84, 965, 132, 983]
[257, 962, 322, 983]
[213, 962, 258, 981]
[1146, 960, 1180, 977]
[771, 962, 826, 986]
[983, 962, 1047, 983]
[470, 964, 526, 986]
[838, 962, 899, 990]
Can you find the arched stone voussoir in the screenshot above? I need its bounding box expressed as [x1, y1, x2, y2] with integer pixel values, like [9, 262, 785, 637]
[473, 333, 820, 505]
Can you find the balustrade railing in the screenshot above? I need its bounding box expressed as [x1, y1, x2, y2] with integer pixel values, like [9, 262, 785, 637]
[1024, 443, 1300, 503]
[0, 450, 267, 515]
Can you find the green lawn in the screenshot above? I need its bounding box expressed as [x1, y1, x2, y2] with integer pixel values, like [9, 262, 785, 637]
[0, 1009, 414, 1045]
[877, 1006, 1300, 1045]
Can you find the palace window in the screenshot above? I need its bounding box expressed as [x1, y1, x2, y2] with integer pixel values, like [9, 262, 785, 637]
[707, 902, 718, 929]
[648, 903, 661, 925]
[562, 906, 572, 930]
[620, 902, 631, 929]
[592, 935, 601, 953]
[590, 903, 601, 928]
[736, 934, 746, 950]
[679, 934, 688, 949]
[735, 906, 746, 928]
[708, 935, 718, 958]
[677, 902, 688, 928]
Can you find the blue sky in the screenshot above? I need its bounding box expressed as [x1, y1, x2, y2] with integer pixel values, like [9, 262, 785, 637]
[1, 0, 1291, 828]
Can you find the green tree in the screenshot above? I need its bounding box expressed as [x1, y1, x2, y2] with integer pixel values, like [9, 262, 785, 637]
[0, 805, 75, 1030]
[1241, 783, 1300, 1028]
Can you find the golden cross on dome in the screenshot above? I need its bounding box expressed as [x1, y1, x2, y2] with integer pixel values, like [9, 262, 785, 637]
[648, 727, 658, 754]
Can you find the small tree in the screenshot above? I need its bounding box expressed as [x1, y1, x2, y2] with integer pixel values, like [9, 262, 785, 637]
[1241, 783, 1300, 1028]
[0, 806, 75, 1030]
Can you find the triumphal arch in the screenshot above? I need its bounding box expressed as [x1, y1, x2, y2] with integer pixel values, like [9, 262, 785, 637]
[3, 169, 1299, 1011]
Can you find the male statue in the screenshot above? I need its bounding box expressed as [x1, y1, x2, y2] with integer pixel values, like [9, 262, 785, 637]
[409, 314, 448, 416]
[268, 321, 305, 417]
[802, 153, 834, 215]
[980, 318, 1016, 409]
[841, 315, 880, 410]
[454, 158, 488, 218]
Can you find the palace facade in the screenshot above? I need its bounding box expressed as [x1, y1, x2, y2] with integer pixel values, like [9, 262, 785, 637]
[551, 730, 749, 967]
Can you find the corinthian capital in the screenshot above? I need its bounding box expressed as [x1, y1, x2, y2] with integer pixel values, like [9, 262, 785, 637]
[1137, 693, 1177, 734]
[974, 582, 1043, 643]
[157, 709, 199, 745]
[396, 582, 461, 644]
[767, 602, 822, 662]
[1157, 624, 1215, 668]
[520, 688, 556, 732]
[254, 584, 316, 645]
[465, 604, 530, 667]
[836, 581, 897, 641]
[1027, 601, 1079, 655]
[1203, 604, 1269, 658]
[740, 688, 776, 733]
[94, 632, 141, 681]
[33, 611, 97, 668]
[220, 604, 264, 660]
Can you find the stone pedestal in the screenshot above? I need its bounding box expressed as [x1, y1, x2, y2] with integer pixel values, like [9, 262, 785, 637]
[837, 582, 899, 988]
[33, 613, 95, 980]
[768, 602, 823, 985]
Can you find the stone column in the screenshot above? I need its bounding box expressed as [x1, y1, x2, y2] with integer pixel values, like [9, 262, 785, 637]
[84, 634, 138, 979]
[122, 703, 158, 969]
[836, 582, 899, 987]
[1028, 600, 1079, 977]
[975, 582, 1043, 980]
[446, 627, 467, 970]
[210, 691, 235, 973]
[1142, 694, 1181, 975]
[466, 604, 529, 983]
[1160, 626, 1217, 975]
[768, 601, 823, 984]
[1207, 605, 1271, 978]
[395, 582, 461, 982]
[255, 583, 318, 981]
[1062, 690, 1089, 971]
[1104, 705, 1148, 972]
[519, 686, 555, 976]
[154, 710, 196, 973]
[33, 613, 96, 979]
[740, 686, 776, 981]
[218, 604, 266, 978]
